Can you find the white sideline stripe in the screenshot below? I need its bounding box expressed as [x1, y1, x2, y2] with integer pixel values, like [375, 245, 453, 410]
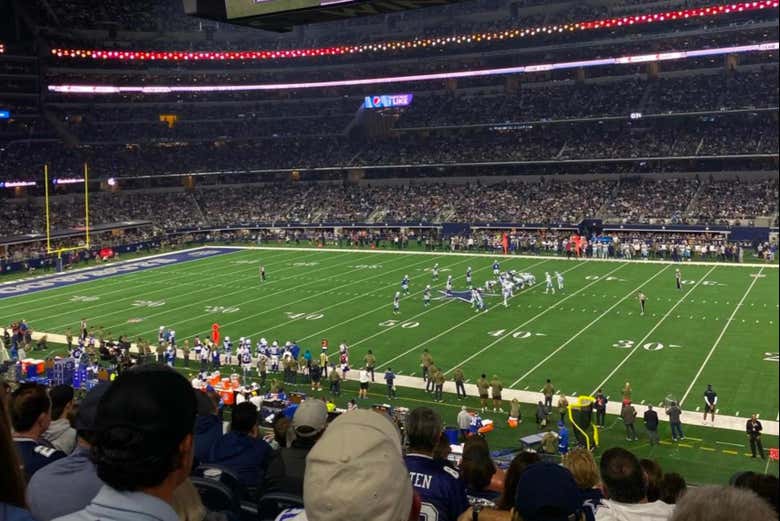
[25, 330, 780, 436]
[8, 249, 306, 319]
[129, 251, 387, 337]
[510, 264, 672, 387]
[375, 259, 568, 370]
[290, 254, 481, 344]
[441, 263, 627, 375]
[185, 251, 433, 336]
[215, 245, 779, 269]
[591, 265, 719, 394]
[357, 258, 553, 358]
[679, 266, 766, 406]
[46, 251, 362, 332]
[0, 247, 256, 309]
[241, 253, 440, 337]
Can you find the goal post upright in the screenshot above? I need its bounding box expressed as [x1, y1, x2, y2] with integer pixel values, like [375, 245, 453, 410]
[43, 162, 92, 271]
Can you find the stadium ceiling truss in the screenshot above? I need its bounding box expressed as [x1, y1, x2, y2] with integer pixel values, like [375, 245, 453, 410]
[48, 1, 779, 63]
[48, 42, 780, 94]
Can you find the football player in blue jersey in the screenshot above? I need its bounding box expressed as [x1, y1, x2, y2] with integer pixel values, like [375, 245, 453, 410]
[405, 408, 469, 521]
[492, 260, 500, 276]
[401, 274, 410, 295]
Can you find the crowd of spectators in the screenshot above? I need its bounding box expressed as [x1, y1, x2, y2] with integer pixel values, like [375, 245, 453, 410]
[1, 365, 778, 521]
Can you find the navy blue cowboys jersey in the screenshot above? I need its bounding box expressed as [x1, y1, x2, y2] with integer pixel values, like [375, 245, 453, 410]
[405, 453, 469, 521]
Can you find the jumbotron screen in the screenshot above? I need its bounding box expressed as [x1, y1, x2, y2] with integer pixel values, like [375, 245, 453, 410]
[225, 0, 321, 18]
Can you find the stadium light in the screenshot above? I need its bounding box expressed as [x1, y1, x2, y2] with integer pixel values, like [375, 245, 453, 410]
[47, 1, 779, 63]
[47, 42, 780, 94]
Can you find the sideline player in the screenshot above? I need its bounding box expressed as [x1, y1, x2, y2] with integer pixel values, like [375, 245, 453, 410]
[259, 264, 266, 283]
[556, 271, 564, 292]
[638, 291, 647, 316]
[703, 384, 718, 424]
[466, 266, 473, 288]
[545, 272, 555, 294]
[675, 268, 682, 290]
[423, 285, 431, 307]
[393, 291, 401, 315]
[401, 274, 410, 295]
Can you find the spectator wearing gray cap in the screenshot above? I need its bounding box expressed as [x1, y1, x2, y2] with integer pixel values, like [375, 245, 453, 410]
[27, 383, 110, 521]
[274, 409, 416, 521]
[261, 398, 329, 498]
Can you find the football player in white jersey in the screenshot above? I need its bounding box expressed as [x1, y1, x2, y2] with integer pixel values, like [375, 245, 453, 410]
[502, 280, 514, 308]
[423, 285, 432, 307]
[269, 340, 280, 372]
[465, 267, 473, 288]
[393, 291, 401, 315]
[445, 275, 453, 292]
[545, 272, 555, 294]
[432, 263, 439, 281]
[556, 271, 564, 291]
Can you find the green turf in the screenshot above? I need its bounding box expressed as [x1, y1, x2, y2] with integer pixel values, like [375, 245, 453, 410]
[3, 247, 778, 482]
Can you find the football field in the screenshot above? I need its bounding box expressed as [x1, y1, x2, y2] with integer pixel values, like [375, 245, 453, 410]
[3, 245, 778, 422]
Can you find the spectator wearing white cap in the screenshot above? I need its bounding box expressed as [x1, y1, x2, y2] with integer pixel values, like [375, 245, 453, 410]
[261, 399, 328, 497]
[274, 409, 417, 521]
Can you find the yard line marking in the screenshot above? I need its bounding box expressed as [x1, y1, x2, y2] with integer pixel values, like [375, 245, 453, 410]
[591, 265, 719, 394]
[378, 261, 586, 371]
[154, 251, 421, 336]
[46, 251, 369, 332]
[715, 441, 744, 447]
[439, 263, 626, 376]
[245, 254, 460, 338]
[679, 267, 766, 407]
[352, 259, 552, 354]
[511, 264, 671, 386]
[290, 255, 488, 344]
[2, 249, 305, 318]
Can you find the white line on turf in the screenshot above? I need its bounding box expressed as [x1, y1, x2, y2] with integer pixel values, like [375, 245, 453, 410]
[240, 254, 449, 338]
[440, 263, 627, 375]
[218, 245, 779, 269]
[510, 264, 671, 387]
[1, 249, 306, 317]
[590, 264, 719, 394]
[679, 266, 766, 407]
[45, 251, 369, 332]
[355, 259, 555, 359]
[287, 255, 488, 345]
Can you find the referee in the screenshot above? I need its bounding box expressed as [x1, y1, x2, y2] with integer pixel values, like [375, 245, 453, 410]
[746, 414, 765, 459]
[675, 269, 682, 290]
[638, 291, 647, 316]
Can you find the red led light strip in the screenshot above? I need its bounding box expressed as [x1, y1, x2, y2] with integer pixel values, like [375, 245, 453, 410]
[49, 1, 778, 62]
[47, 42, 779, 94]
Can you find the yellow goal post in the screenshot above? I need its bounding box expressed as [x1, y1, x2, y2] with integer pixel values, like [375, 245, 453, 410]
[43, 163, 91, 269]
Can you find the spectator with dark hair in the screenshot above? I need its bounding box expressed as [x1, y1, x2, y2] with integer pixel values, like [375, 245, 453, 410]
[563, 448, 604, 521]
[261, 398, 328, 497]
[659, 473, 687, 505]
[1, 389, 37, 521]
[10, 383, 66, 480]
[42, 384, 77, 454]
[596, 448, 673, 520]
[495, 451, 541, 511]
[208, 401, 272, 489]
[52, 366, 197, 521]
[459, 435, 499, 504]
[405, 407, 469, 521]
[513, 463, 585, 521]
[27, 383, 110, 521]
[193, 390, 222, 464]
[670, 485, 776, 521]
[639, 459, 664, 503]
[732, 472, 779, 516]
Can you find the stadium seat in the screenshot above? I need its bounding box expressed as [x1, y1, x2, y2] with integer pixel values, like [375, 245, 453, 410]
[257, 492, 305, 521]
[192, 464, 244, 514]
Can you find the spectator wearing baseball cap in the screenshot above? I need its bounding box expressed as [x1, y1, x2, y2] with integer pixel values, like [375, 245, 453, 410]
[275, 409, 417, 521]
[27, 383, 110, 521]
[42, 385, 77, 455]
[261, 399, 328, 497]
[52, 366, 198, 521]
[514, 463, 584, 521]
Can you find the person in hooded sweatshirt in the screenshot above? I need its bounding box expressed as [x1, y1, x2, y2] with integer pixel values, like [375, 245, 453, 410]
[42, 385, 77, 455]
[208, 401, 272, 490]
[193, 390, 223, 465]
[596, 448, 674, 521]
